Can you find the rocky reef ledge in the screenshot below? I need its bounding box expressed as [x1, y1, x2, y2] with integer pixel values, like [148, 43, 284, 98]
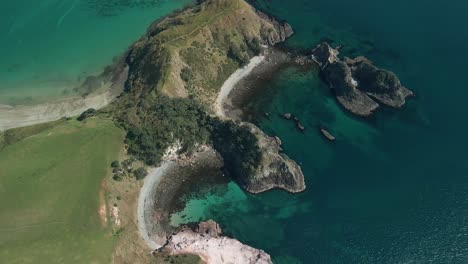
[311, 42, 414, 116]
[162, 220, 272, 264]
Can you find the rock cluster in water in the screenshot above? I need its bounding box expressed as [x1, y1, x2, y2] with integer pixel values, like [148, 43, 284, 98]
[311, 42, 414, 116]
[163, 220, 272, 264]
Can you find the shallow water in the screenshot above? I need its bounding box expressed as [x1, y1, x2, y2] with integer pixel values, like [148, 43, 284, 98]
[172, 0, 468, 263]
[0, 0, 192, 105]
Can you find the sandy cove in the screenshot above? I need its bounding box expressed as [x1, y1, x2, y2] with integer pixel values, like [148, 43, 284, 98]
[136, 145, 273, 264]
[214, 55, 265, 117]
[137, 161, 176, 249]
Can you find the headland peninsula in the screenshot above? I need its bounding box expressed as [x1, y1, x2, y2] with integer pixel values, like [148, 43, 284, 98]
[0, 0, 414, 263]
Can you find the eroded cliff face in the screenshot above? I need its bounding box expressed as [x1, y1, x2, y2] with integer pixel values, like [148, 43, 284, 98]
[124, 0, 293, 108]
[164, 220, 272, 264]
[236, 123, 306, 194]
[312, 42, 413, 116]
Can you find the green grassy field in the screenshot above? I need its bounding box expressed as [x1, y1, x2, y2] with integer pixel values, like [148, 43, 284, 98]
[0, 118, 124, 263]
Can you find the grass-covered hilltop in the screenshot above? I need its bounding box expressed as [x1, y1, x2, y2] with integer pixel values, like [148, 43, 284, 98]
[122, 0, 291, 103]
[113, 0, 304, 193]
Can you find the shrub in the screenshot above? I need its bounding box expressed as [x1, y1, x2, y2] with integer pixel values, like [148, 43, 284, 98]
[111, 160, 121, 168]
[180, 67, 193, 82]
[77, 108, 97, 121]
[211, 120, 261, 177]
[125, 96, 212, 165]
[134, 167, 148, 180]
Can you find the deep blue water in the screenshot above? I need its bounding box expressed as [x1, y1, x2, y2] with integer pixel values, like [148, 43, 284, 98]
[173, 0, 468, 263]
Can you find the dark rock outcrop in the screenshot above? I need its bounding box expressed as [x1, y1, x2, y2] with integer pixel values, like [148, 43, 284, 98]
[312, 42, 413, 116]
[257, 12, 294, 46]
[238, 122, 306, 193]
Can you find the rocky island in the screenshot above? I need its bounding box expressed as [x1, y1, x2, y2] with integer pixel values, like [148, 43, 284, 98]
[311, 42, 414, 116]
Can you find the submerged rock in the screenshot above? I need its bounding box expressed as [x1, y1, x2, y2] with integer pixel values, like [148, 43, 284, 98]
[320, 127, 336, 141]
[311, 42, 413, 116]
[282, 113, 292, 119]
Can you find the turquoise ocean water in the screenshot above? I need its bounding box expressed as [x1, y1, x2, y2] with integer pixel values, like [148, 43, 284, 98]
[0, 0, 191, 105]
[171, 0, 468, 263]
[2, 0, 467, 263]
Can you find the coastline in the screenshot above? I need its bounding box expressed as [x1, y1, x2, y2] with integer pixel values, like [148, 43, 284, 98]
[223, 48, 315, 121]
[134, 50, 307, 261]
[215, 55, 265, 117]
[137, 161, 176, 249]
[135, 146, 273, 263]
[137, 145, 226, 249]
[0, 66, 128, 131]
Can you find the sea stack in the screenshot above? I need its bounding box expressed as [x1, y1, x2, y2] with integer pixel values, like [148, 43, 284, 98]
[311, 42, 414, 117]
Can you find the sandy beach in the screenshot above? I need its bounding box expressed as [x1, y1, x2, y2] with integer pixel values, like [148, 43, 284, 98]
[137, 161, 176, 250]
[0, 66, 128, 131]
[215, 55, 265, 117]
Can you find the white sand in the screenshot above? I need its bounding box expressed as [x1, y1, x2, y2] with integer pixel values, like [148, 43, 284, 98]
[0, 91, 114, 131]
[137, 161, 175, 250]
[215, 55, 265, 117]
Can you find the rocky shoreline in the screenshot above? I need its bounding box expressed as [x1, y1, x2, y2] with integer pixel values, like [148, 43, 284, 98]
[223, 48, 315, 121]
[163, 220, 272, 264]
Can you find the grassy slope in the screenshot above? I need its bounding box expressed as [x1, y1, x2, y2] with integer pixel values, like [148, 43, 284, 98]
[0, 118, 124, 264]
[124, 0, 277, 109]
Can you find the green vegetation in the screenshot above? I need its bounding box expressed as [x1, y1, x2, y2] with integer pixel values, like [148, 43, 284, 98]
[113, 0, 288, 174]
[211, 121, 262, 176]
[152, 253, 204, 264]
[77, 108, 98, 121]
[134, 167, 148, 180]
[124, 0, 278, 105]
[0, 118, 125, 264]
[124, 95, 212, 165]
[111, 160, 121, 168]
[120, 94, 261, 176]
[0, 118, 67, 149]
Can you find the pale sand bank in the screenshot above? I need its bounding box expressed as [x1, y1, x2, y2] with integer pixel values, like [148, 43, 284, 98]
[137, 161, 176, 250]
[215, 55, 265, 117]
[0, 66, 128, 131]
